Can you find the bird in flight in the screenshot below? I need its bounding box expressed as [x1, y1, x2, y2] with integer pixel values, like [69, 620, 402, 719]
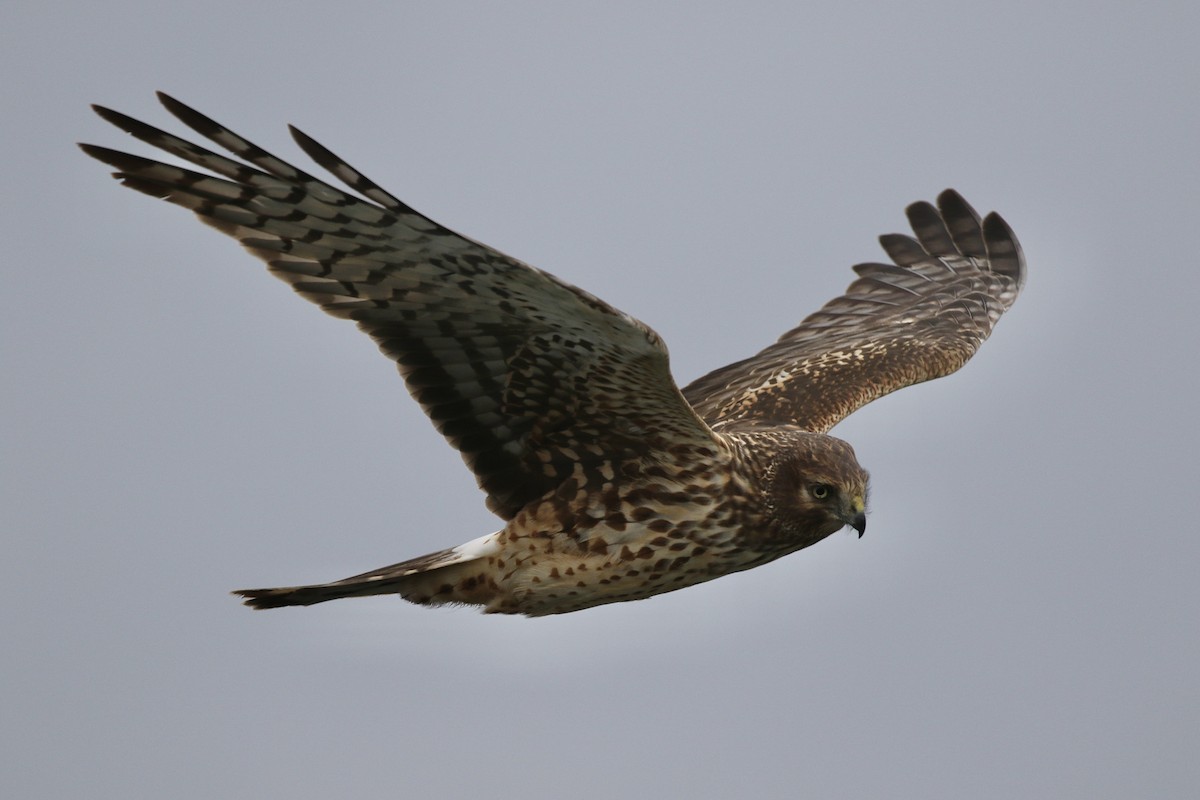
[82, 93, 1024, 616]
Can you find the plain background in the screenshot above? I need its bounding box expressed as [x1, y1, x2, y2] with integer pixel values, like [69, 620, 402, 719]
[4, 2, 1198, 797]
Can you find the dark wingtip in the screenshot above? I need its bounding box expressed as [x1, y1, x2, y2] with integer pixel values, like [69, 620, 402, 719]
[982, 211, 1026, 291]
[78, 142, 143, 169]
[936, 189, 987, 257]
[155, 91, 187, 117]
[90, 103, 151, 138]
[77, 141, 108, 160]
[904, 197, 957, 256]
[156, 91, 224, 138]
[90, 102, 121, 123]
[936, 187, 966, 206]
[936, 188, 974, 219]
[287, 124, 335, 171]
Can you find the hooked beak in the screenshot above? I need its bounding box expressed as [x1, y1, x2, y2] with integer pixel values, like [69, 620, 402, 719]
[846, 495, 866, 538]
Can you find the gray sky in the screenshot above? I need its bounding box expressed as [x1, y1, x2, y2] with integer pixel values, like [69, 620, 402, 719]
[5, 1, 1198, 797]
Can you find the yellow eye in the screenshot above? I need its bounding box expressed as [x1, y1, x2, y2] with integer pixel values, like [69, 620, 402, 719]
[811, 484, 832, 500]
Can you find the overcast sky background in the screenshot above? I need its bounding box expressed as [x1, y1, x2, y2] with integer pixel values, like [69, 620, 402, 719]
[4, 2, 1198, 797]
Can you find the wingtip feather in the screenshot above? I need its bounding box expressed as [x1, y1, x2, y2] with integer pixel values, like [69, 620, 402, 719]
[936, 189, 987, 257]
[982, 212, 1026, 291]
[156, 91, 215, 135]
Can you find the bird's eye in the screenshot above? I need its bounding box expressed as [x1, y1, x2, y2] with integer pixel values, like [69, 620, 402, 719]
[811, 484, 832, 500]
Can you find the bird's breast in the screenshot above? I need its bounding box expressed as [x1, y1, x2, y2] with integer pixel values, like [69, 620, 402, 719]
[487, 468, 776, 615]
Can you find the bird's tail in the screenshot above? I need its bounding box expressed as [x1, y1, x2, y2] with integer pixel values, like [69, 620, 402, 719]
[233, 532, 501, 610]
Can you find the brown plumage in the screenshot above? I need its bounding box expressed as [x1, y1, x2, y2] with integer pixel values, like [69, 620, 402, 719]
[81, 93, 1024, 616]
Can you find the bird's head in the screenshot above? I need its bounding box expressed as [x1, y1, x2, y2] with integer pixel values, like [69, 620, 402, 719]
[766, 432, 869, 545]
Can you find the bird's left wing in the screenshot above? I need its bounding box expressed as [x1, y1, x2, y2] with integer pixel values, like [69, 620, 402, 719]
[682, 190, 1024, 433]
[82, 94, 717, 520]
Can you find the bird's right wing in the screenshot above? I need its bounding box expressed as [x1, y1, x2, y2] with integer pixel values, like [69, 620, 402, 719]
[682, 191, 1024, 433]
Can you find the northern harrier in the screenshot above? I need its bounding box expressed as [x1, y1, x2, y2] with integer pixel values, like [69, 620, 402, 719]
[82, 94, 1024, 616]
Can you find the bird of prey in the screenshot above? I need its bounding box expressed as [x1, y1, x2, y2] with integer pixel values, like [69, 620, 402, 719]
[82, 93, 1024, 617]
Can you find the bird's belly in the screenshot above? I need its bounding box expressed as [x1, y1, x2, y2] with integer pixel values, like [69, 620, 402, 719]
[493, 519, 765, 615]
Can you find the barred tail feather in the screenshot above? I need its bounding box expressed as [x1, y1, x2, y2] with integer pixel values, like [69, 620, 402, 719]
[234, 533, 501, 610]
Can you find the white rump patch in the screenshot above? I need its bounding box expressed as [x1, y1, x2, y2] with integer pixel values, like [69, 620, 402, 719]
[452, 531, 502, 561]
